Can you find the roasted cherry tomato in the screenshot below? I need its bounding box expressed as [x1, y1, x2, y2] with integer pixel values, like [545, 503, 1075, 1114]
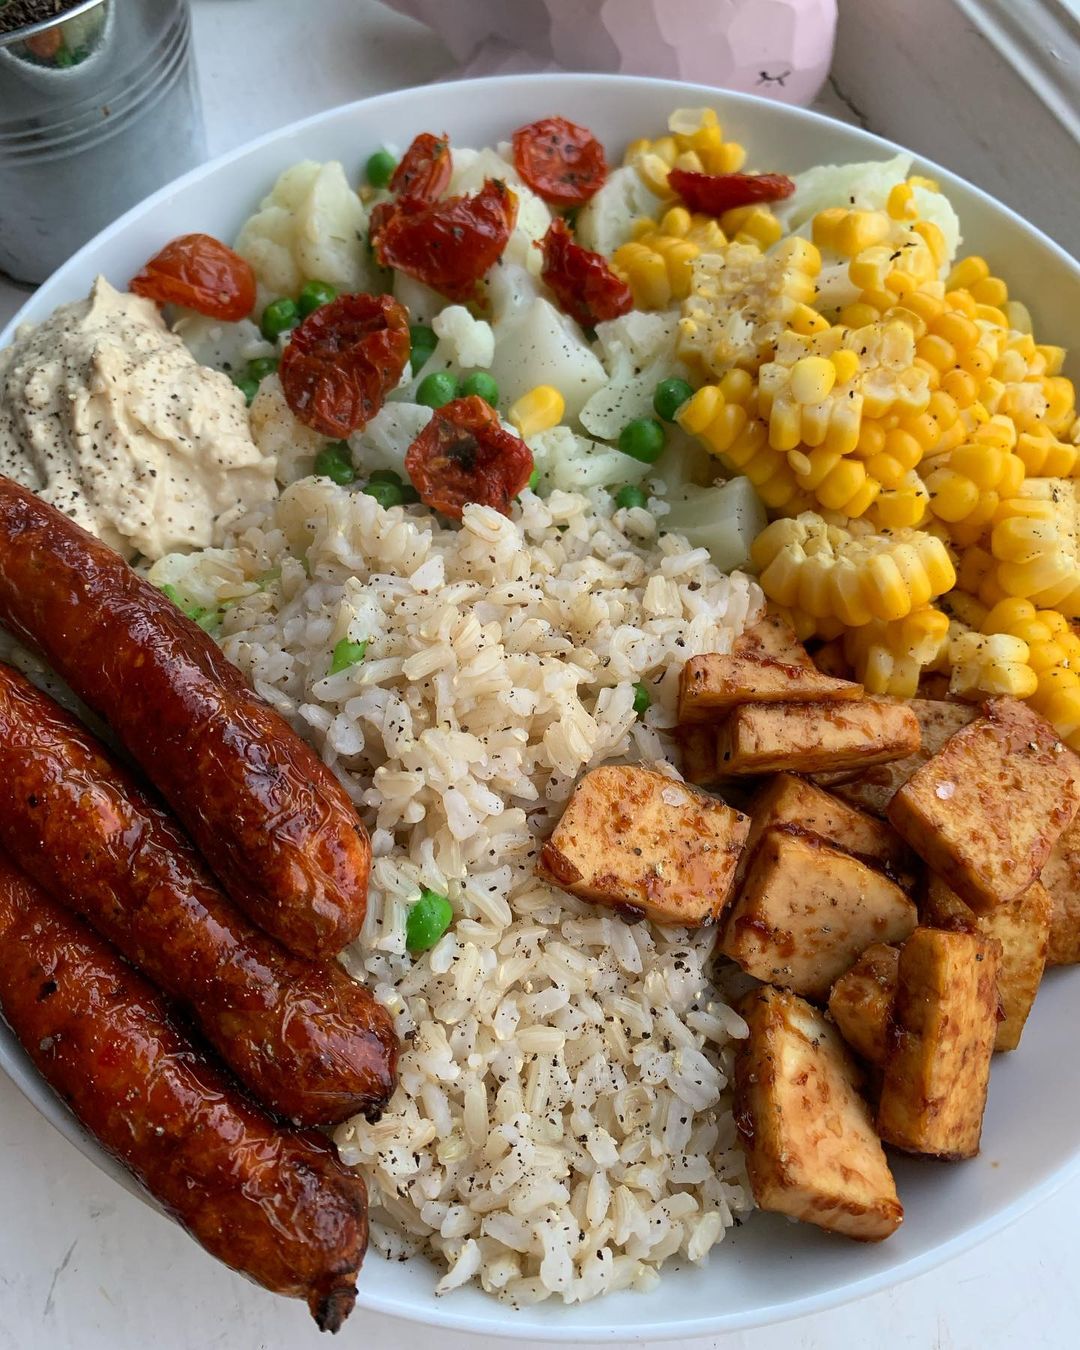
[279, 293, 410, 439]
[666, 169, 796, 216]
[390, 132, 452, 209]
[539, 218, 632, 329]
[130, 233, 256, 322]
[511, 116, 607, 207]
[404, 395, 533, 519]
[375, 179, 518, 303]
[367, 200, 396, 250]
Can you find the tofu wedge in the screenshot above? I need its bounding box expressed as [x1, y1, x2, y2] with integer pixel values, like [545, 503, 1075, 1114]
[716, 699, 921, 778]
[537, 764, 749, 926]
[735, 613, 815, 668]
[824, 700, 978, 818]
[1040, 815, 1080, 966]
[734, 986, 903, 1241]
[877, 928, 1000, 1159]
[922, 875, 1051, 1052]
[828, 943, 900, 1067]
[719, 827, 917, 1000]
[678, 652, 862, 723]
[742, 774, 914, 886]
[676, 725, 721, 788]
[888, 697, 1080, 911]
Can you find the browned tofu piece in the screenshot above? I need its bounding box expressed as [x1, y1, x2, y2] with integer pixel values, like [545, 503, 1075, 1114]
[735, 613, 815, 668]
[716, 700, 920, 778]
[734, 986, 903, 1241]
[828, 943, 900, 1067]
[888, 697, 1080, 911]
[720, 827, 917, 999]
[824, 700, 978, 818]
[537, 764, 749, 926]
[677, 652, 862, 723]
[676, 726, 719, 788]
[877, 927, 1000, 1159]
[923, 874, 1051, 1052]
[1040, 814, 1080, 966]
[742, 773, 914, 884]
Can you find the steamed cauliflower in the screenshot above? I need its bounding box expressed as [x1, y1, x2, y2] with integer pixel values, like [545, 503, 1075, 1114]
[575, 164, 665, 256]
[234, 160, 376, 299]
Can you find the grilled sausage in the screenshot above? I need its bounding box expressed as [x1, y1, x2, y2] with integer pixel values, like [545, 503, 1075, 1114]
[0, 850, 367, 1331]
[0, 476, 368, 960]
[0, 663, 396, 1127]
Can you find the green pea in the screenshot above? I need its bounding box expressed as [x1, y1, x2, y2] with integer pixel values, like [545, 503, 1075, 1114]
[632, 681, 651, 716]
[245, 355, 279, 382]
[618, 416, 666, 464]
[362, 480, 405, 509]
[329, 638, 368, 675]
[406, 888, 454, 953]
[459, 371, 499, 407]
[298, 280, 337, 318]
[234, 375, 260, 406]
[260, 296, 300, 342]
[416, 370, 459, 409]
[365, 148, 398, 189]
[367, 468, 403, 485]
[653, 377, 695, 423]
[313, 441, 356, 486]
[409, 324, 438, 375]
[615, 484, 648, 511]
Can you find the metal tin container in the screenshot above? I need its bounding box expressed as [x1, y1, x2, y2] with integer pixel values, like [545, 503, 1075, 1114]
[0, 0, 206, 284]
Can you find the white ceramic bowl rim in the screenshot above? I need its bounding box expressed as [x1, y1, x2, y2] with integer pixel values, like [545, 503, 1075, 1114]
[2, 72, 1079, 1343]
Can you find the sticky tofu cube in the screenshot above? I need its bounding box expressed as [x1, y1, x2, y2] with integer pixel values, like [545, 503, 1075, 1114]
[742, 774, 914, 885]
[734, 613, 815, 668]
[1040, 815, 1080, 966]
[888, 697, 1080, 911]
[828, 943, 900, 1067]
[716, 700, 921, 778]
[719, 827, 917, 1000]
[825, 700, 978, 818]
[923, 875, 1050, 1053]
[877, 927, 1000, 1159]
[677, 652, 862, 723]
[734, 986, 903, 1241]
[537, 764, 749, 926]
[676, 725, 720, 788]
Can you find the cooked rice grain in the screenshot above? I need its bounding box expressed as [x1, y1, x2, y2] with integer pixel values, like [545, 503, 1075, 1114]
[200, 481, 760, 1303]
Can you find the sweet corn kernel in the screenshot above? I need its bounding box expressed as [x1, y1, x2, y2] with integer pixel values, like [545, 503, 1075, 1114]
[790, 302, 831, 336]
[947, 256, 990, 292]
[831, 349, 860, 385]
[720, 368, 754, 404]
[971, 274, 1009, 307]
[508, 385, 565, 440]
[789, 355, 837, 405]
[835, 210, 891, 257]
[887, 183, 917, 221]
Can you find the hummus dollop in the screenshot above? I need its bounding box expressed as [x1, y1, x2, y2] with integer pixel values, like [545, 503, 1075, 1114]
[0, 277, 276, 560]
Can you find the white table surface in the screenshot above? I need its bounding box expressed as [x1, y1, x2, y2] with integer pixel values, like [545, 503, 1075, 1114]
[1, 3, 1078, 1348]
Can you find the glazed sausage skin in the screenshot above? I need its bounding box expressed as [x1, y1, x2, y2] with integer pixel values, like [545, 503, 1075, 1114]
[0, 852, 367, 1331]
[0, 663, 397, 1128]
[0, 476, 368, 960]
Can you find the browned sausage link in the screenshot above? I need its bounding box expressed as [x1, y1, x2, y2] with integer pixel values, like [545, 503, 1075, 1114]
[0, 850, 367, 1331]
[0, 663, 396, 1127]
[0, 477, 368, 960]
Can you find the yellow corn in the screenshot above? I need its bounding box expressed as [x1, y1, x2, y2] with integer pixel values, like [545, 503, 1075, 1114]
[843, 606, 950, 696]
[720, 204, 784, 250]
[612, 234, 701, 309]
[752, 512, 956, 626]
[508, 386, 565, 440]
[948, 630, 1039, 699]
[626, 113, 747, 193]
[887, 183, 917, 221]
[990, 478, 1080, 615]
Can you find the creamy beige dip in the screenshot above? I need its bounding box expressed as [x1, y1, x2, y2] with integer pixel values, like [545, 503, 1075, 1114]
[0, 277, 277, 560]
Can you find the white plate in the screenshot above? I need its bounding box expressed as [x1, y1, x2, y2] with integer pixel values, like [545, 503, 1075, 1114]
[2, 72, 1079, 1343]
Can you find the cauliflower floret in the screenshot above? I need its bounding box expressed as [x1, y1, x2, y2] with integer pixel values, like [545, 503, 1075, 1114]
[580, 309, 688, 441]
[234, 160, 376, 299]
[487, 297, 606, 420]
[575, 164, 665, 256]
[394, 270, 445, 328]
[529, 425, 650, 493]
[249, 377, 324, 484]
[172, 315, 274, 375]
[432, 305, 495, 370]
[350, 401, 434, 479]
